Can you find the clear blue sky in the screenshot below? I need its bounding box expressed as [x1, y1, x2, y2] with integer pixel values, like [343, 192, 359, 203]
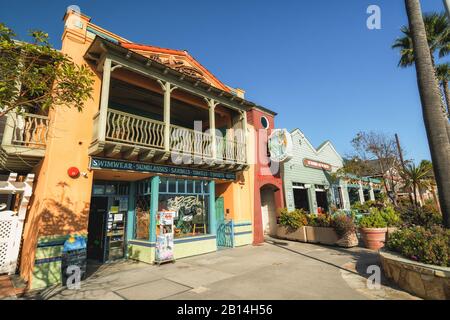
[1, 0, 447, 162]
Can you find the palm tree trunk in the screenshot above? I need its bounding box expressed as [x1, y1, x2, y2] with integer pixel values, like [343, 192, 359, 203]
[443, 80, 450, 115]
[405, 0, 450, 227]
[419, 188, 425, 206]
[441, 80, 450, 143]
[413, 183, 418, 207]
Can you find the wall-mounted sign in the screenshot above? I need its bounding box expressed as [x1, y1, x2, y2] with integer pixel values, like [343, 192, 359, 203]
[303, 159, 332, 171]
[90, 158, 236, 181]
[268, 129, 293, 163]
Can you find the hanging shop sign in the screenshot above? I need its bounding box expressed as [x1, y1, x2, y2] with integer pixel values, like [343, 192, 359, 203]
[156, 211, 175, 264]
[268, 129, 293, 163]
[89, 158, 236, 180]
[303, 159, 332, 171]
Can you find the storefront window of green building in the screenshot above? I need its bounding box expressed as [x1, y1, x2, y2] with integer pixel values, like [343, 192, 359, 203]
[158, 178, 209, 239]
[348, 187, 360, 206]
[363, 189, 371, 202]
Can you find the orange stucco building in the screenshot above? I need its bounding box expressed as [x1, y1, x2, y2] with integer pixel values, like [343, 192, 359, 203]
[0, 9, 284, 289]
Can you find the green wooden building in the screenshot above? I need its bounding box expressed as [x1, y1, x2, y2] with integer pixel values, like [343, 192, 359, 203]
[281, 129, 381, 213]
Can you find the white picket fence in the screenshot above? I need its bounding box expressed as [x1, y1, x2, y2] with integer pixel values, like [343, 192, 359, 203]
[0, 173, 34, 275]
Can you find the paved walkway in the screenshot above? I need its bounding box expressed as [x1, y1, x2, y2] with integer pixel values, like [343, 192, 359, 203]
[21, 239, 418, 300]
[0, 276, 17, 299]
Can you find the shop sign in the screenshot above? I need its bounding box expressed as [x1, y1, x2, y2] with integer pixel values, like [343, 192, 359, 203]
[268, 129, 293, 163]
[90, 158, 236, 180]
[303, 158, 332, 171]
[156, 211, 175, 263]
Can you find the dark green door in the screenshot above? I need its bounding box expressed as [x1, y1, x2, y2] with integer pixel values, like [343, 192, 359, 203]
[215, 197, 225, 224]
[216, 197, 234, 248]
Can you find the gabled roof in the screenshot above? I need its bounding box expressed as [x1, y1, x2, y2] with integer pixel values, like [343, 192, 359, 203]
[290, 128, 343, 162]
[121, 43, 231, 93]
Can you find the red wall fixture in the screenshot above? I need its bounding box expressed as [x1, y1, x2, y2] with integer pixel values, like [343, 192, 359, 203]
[67, 167, 80, 178]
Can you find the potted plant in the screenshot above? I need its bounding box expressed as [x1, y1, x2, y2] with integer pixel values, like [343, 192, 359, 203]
[358, 208, 388, 250]
[331, 214, 358, 248]
[277, 208, 308, 242]
[380, 206, 402, 240]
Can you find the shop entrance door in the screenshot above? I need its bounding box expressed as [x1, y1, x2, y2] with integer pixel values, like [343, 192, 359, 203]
[215, 197, 225, 224]
[87, 197, 108, 262]
[216, 197, 234, 248]
[315, 191, 329, 213]
[260, 188, 277, 236]
[293, 188, 309, 212]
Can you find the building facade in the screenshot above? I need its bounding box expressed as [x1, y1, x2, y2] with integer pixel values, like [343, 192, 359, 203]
[281, 129, 381, 216]
[10, 10, 277, 289]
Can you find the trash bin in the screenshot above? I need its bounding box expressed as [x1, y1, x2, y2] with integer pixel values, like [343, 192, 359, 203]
[61, 235, 87, 287]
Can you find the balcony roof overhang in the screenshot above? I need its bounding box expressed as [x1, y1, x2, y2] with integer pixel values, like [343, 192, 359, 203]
[84, 36, 277, 116]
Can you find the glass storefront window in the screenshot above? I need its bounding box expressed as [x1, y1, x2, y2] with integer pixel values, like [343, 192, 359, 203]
[159, 178, 210, 239]
[133, 178, 210, 240]
[135, 195, 150, 240]
[348, 187, 360, 206]
[159, 178, 167, 193]
[177, 180, 186, 193]
[168, 179, 177, 193]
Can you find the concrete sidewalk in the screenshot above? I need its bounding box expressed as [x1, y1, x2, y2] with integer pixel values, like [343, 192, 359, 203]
[23, 239, 419, 300]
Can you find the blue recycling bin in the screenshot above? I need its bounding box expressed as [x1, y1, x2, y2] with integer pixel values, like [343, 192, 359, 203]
[61, 235, 87, 286]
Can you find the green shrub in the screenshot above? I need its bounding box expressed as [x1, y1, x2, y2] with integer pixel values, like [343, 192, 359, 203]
[380, 206, 402, 227]
[331, 214, 356, 237]
[279, 208, 308, 230]
[351, 200, 384, 213]
[358, 208, 388, 228]
[387, 226, 450, 267]
[307, 213, 332, 227]
[399, 205, 442, 228]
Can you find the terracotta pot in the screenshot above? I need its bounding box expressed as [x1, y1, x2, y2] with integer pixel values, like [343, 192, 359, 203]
[360, 227, 387, 251]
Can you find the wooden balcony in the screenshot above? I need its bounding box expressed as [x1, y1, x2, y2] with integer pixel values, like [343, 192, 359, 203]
[89, 109, 248, 171]
[0, 113, 49, 172]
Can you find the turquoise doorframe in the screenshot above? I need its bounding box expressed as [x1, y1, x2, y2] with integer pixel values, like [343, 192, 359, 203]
[149, 176, 160, 242]
[209, 180, 216, 235]
[126, 182, 136, 253]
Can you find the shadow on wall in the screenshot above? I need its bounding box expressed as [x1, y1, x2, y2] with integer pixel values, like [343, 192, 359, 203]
[20, 180, 91, 289]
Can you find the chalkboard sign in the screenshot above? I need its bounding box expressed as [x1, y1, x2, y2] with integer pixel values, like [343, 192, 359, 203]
[61, 236, 87, 286]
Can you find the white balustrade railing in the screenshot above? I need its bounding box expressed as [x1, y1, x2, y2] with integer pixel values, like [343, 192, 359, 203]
[106, 109, 164, 148]
[170, 124, 212, 158]
[12, 113, 49, 148]
[102, 109, 247, 163]
[216, 136, 247, 164]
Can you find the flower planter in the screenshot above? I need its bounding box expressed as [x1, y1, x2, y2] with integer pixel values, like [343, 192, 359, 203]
[380, 250, 450, 300]
[360, 227, 387, 250]
[276, 226, 307, 242]
[305, 226, 339, 245]
[335, 232, 359, 248]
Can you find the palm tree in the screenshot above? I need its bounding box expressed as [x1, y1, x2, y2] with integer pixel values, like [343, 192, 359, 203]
[400, 161, 432, 206]
[393, 12, 450, 143]
[435, 63, 450, 116]
[392, 12, 450, 68]
[404, 0, 450, 227]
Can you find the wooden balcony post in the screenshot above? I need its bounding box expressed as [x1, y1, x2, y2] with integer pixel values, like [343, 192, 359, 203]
[98, 58, 112, 142]
[158, 80, 177, 152]
[205, 98, 218, 160]
[240, 110, 248, 163]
